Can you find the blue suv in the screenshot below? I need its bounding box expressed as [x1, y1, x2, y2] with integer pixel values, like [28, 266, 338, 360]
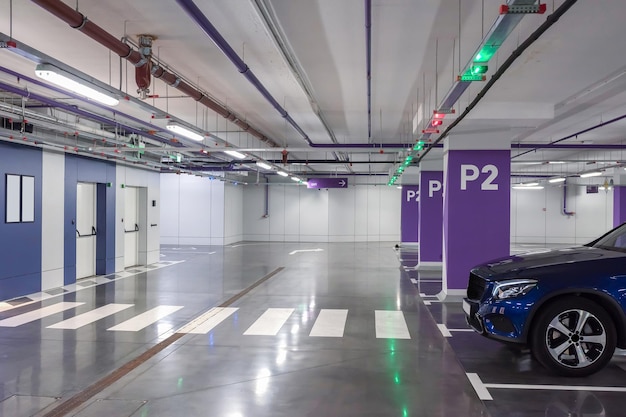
[463, 223, 626, 376]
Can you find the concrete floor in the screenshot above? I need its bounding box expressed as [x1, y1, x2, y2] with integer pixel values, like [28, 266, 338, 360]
[1, 242, 625, 416]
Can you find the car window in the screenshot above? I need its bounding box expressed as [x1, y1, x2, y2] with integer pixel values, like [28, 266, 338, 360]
[591, 223, 626, 252]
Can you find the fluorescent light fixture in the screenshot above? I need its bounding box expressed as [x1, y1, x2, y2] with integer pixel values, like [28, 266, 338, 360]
[224, 150, 246, 159]
[277, 171, 288, 177]
[291, 176, 301, 182]
[166, 122, 204, 141]
[548, 161, 566, 164]
[35, 63, 119, 106]
[512, 186, 544, 190]
[548, 177, 566, 183]
[522, 182, 539, 186]
[256, 161, 272, 170]
[580, 171, 602, 178]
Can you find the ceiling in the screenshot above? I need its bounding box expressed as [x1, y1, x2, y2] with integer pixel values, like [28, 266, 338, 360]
[1, 0, 626, 185]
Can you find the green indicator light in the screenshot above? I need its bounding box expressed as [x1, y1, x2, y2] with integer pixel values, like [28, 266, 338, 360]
[458, 74, 485, 82]
[403, 407, 408, 417]
[471, 64, 488, 75]
[474, 44, 499, 63]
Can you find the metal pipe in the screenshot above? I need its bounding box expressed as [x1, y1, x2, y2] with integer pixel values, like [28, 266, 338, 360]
[512, 112, 626, 158]
[176, 0, 313, 145]
[30, 0, 278, 147]
[0, 80, 175, 146]
[0, 65, 175, 139]
[562, 179, 575, 216]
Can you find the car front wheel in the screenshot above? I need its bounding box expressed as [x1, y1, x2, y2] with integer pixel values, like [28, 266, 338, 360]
[530, 296, 616, 377]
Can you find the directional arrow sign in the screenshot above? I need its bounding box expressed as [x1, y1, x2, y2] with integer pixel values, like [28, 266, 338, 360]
[307, 178, 348, 189]
[289, 248, 324, 255]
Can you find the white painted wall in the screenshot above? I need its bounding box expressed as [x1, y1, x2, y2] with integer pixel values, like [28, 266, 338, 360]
[115, 165, 160, 271]
[41, 150, 65, 291]
[511, 178, 613, 245]
[224, 184, 243, 245]
[243, 184, 400, 242]
[159, 174, 228, 245]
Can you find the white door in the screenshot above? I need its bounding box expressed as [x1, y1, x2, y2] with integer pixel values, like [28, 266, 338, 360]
[76, 182, 97, 279]
[124, 187, 139, 268]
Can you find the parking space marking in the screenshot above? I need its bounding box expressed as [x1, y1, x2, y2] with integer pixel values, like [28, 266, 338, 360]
[437, 324, 474, 337]
[467, 373, 493, 400]
[410, 278, 418, 284]
[467, 372, 626, 401]
[419, 293, 438, 298]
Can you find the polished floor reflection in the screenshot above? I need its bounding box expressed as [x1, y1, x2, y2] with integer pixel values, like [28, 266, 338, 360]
[0, 242, 491, 417]
[4, 242, 626, 416]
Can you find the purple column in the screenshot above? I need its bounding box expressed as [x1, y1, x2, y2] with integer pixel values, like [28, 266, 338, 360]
[614, 186, 626, 227]
[443, 149, 510, 297]
[400, 185, 419, 243]
[418, 171, 443, 265]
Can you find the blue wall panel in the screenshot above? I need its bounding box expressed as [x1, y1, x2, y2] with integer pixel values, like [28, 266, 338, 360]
[0, 142, 42, 300]
[64, 155, 116, 285]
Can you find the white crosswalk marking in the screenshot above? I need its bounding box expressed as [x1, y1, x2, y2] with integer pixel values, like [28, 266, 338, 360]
[309, 309, 348, 337]
[375, 310, 410, 339]
[107, 305, 183, 332]
[47, 303, 133, 329]
[243, 308, 294, 336]
[0, 302, 84, 327]
[177, 307, 239, 334]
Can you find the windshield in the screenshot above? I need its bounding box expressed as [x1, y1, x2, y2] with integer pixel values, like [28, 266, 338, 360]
[588, 223, 626, 252]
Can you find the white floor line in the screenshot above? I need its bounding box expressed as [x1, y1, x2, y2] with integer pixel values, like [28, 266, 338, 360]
[420, 293, 438, 298]
[437, 323, 452, 337]
[177, 307, 239, 334]
[484, 383, 626, 392]
[107, 305, 183, 332]
[375, 310, 411, 339]
[309, 309, 348, 337]
[467, 373, 493, 400]
[467, 372, 626, 401]
[47, 303, 134, 329]
[244, 308, 294, 336]
[410, 279, 418, 284]
[0, 302, 85, 327]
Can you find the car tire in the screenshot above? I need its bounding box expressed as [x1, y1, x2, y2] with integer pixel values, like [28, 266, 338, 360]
[530, 296, 616, 377]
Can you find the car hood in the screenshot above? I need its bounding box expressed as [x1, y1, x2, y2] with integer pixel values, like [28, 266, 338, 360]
[478, 246, 626, 277]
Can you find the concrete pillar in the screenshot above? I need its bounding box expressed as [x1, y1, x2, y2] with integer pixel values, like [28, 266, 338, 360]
[440, 134, 511, 300]
[400, 184, 419, 245]
[418, 160, 443, 269]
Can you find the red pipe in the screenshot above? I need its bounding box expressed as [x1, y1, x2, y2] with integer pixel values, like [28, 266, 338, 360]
[30, 0, 277, 147]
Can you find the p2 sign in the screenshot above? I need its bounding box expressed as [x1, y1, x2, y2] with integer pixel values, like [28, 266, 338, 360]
[428, 180, 442, 197]
[460, 164, 498, 191]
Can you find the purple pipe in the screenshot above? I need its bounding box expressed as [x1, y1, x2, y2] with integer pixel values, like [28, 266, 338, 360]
[0, 80, 177, 146]
[365, 0, 372, 140]
[0, 65, 179, 142]
[176, 0, 313, 145]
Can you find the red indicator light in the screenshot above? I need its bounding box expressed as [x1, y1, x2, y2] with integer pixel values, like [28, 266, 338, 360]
[432, 120, 442, 127]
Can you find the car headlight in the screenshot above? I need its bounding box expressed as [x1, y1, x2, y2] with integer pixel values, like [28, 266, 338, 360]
[492, 279, 538, 300]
